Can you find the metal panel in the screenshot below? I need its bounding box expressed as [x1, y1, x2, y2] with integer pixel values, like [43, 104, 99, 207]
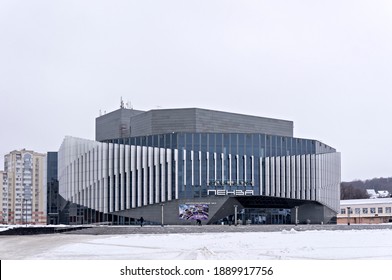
[120, 144, 125, 210]
[301, 154, 306, 200]
[183, 149, 186, 187]
[270, 157, 275, 196]
[296, 155, 301, 199]
[306, 154, 311, 200]
[236, 155, 239, 185]
[265, 157, 270, 196]
[275, 156, 280, 197]
[108, 143, 113, 212]
[199, 151, 202, 188]
[81, 154, 84, 198]
[174, 149, 179, 199]
[136, 146, 142, 207]
[142, 146, 148, 206]
[311, 154, 316, 200]
[228, 154, 232, 184]
[102, 143, 108, 213]
[155, 147, 160, 203]
[316, 153, 321, 201]
[281, 156, 286, 198]
[167, 149, 172, 201]
[77, 155, 81, 198]
[244, 155, 247, 182]
[259, 157, 263, 195]
[131, 145, 136, 208]
[125, 145, 131, 209]
[191, 150, 194, 186]
[114, 144, 119, 211]
[94, 147, 99, 210]
[221, 153, 225, 183]
[160, 148, 166, 202]
[206, 152, 209, 184]
[148, 147, 154, 204]
[286, 156, 291, 199]
[251, 156, 254, 186]
[214, 153, 217, 183]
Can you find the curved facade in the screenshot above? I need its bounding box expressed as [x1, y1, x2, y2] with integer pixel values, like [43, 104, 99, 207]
[58, 108, 341, 225]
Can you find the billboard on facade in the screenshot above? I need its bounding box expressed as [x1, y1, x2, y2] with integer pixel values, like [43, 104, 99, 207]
[179, 204, 209, 220]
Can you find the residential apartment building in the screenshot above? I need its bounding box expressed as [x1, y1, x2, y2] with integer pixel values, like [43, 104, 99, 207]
[0, 149, 47, 225]
[0, 171, 5, 223]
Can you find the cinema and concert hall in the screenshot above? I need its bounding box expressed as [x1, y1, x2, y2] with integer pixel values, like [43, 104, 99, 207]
[58, 107, 340, 225]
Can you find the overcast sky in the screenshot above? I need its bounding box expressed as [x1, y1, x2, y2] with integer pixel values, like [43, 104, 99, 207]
[1, 0, 391, 182]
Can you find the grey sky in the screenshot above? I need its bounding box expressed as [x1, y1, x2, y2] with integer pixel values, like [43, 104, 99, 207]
[1, 0, 391, 181]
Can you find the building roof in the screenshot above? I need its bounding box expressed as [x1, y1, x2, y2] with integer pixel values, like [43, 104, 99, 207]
[96, 107, 294, 141]
[340, 198, 392, 206]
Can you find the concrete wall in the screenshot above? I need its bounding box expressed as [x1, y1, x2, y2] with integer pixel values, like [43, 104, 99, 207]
[292, 203, 337, 224]
[114, 196, 232, 225]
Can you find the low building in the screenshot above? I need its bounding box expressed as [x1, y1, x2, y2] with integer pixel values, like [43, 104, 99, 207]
[338, 198, 392, 224]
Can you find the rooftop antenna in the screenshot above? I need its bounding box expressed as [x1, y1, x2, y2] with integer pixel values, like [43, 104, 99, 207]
[127, 100, 133, 110]
[120, 97, 125, 108]
[99, 109, 102, 116]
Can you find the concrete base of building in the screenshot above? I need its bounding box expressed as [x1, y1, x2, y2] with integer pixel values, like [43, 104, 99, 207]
[113, 196, 338, 225]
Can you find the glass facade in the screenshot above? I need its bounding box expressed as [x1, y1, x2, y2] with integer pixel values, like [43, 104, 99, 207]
[107, 133, 335, 157]
[104, 132, 336, 200]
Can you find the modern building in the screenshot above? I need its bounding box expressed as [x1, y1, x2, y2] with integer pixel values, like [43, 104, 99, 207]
[58, 107, 341, 225]
[0, 149, 47, 225]
[338, 198, 392, 224]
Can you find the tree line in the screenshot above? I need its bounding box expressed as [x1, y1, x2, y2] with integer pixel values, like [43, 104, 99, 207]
[340, 177, 392, 200]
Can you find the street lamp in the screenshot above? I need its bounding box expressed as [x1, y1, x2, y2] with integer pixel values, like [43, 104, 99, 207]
[234, 205, 238, 226]
[160, 203, 164, 227]
[347, 206, 351, 226]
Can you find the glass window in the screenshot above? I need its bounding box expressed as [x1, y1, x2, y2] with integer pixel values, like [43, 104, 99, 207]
[185, 133, 192, 150]
[341, 209, 346, 214]
[238, 134, 245, 155]
[355, 208, 360, 214]
[362, 208, 368, 214]
[370, 208, 376, 214]
[224, 134, 230, 154]
[209, 134, 215, 152]
[216, 133, 223, 154]
[386, 207, 391, 214]
[194, 133, 200, 151]
[378, 207, 383, 214]
[201, 134, 207, 151]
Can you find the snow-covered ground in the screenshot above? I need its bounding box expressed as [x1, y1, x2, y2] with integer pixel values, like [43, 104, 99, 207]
[1, 228, 392, 260]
